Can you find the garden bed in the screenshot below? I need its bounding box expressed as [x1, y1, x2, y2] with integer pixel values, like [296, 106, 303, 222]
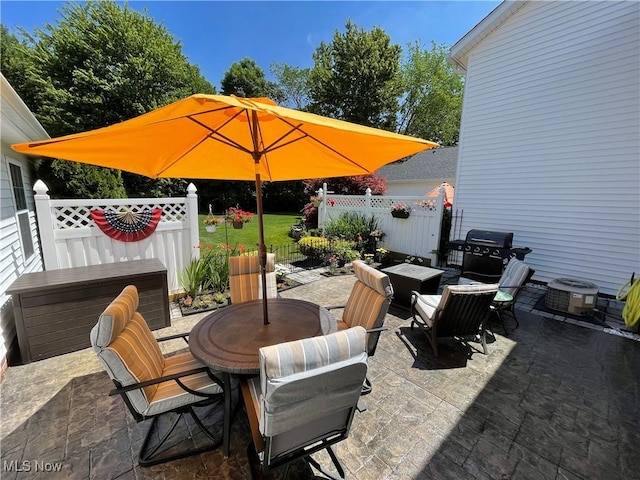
[178, 292, 229, 316]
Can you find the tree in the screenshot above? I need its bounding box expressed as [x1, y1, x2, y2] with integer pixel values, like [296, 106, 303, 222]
[221, 58, 283, 102]
[307, 21, 403, 130]
[270, 62, 311, 110]
[398, 42, 464, 146]
[1, 1, 215, 198]
[303, 176, 387, 196]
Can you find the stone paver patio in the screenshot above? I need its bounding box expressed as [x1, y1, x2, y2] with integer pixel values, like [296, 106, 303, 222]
[1, 271, 639, 479]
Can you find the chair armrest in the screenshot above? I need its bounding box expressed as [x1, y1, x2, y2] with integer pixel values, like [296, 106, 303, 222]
[109, 366, 220, 396]
[156, 332, 190, 345]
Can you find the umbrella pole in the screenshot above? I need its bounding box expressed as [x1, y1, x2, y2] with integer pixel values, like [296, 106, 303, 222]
[251, 107, 269, 325]
[255, 173, 269, 325]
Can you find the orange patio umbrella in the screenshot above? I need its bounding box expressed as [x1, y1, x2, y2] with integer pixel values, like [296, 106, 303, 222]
[13, 94, 438, 323]
[427, 182, 454, 208]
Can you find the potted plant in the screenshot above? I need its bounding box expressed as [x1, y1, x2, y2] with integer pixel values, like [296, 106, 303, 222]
[203, 216, 221, 233]
[391, 204, 410, 219]
[226, 207, 253, 229]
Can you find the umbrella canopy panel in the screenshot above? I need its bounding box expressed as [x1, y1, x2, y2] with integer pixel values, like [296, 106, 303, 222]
[13, 95, 438, 181]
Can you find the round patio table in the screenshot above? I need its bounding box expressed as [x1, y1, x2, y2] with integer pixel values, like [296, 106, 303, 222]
[189, 297, 337, 456]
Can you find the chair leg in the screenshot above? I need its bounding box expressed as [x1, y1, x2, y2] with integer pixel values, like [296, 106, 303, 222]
[361, 376, 372, 396]
[306, 445, 347, 480]
[510, 303, 520, 328]
[493, 308, 509, 337]
[429, 333, 439, 358]
[138, 406, 222, 467]
[480, 328, 487, 355]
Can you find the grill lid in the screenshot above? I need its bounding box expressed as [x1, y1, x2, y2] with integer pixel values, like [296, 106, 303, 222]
[465, 229, 514, 248]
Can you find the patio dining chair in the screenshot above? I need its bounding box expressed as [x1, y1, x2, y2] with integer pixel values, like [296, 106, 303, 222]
[410, 283, 499, 357]
[241, 326, 368, 480]
[328, 260, 394, 395]
[459, 257, 534, 335]
[91, 285, 225, 466]
[229, 253, 277, 304]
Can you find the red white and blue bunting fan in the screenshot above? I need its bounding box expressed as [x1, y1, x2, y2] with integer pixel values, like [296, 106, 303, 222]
[90, 208, 162, 242]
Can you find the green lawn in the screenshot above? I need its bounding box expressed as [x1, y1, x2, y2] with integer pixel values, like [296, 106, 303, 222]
[198, 213, 302, 250]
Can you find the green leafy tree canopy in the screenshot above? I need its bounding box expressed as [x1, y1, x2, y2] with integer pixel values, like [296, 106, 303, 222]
[221, 57, 283, 102]
[308, 21, 403, 130]
[399, 42, 464, 145]
[1, 1, 215, 198]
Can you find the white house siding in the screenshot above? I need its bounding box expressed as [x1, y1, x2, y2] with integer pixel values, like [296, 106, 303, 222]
[0, 74, 47, 372]
[453, 1, 639, 295]
[0, 145, 43, 367]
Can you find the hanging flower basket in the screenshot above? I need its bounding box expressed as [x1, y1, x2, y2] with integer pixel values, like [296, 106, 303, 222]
[391, 210, 409, 218]
[203, 206, 221, 233]
[310, 196, 323, 207]
[225, 207, 253, 228]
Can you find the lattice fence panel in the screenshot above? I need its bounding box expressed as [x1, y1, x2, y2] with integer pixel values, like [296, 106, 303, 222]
[52, 202, 187, 229]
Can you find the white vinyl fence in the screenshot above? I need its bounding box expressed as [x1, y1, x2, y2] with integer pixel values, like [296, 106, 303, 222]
[34, 180, 200, 294]
[318, 186, 444, 265]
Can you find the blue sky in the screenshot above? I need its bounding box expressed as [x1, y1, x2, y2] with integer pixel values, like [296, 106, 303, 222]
[1, 1, 500, 89]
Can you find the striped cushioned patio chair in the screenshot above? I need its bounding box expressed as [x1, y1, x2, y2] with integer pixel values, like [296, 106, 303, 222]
[410, 283, 499, 357]
[241, 326, 368, 480]
[229, 253, 277, 304]
[330, 260, 393, 395]
[90, 285, 224, 466]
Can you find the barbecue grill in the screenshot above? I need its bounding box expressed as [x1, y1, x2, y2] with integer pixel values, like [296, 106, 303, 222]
[448, 230, 532, 283]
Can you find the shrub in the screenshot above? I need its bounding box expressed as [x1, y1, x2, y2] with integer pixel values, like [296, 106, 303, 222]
[329, 239, 361, 265]
[324, 212, 380, 253]
[298, 236, 330, 259]
[179, 258, 209, 297]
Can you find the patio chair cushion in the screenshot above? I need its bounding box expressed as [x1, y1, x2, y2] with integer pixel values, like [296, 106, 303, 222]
[229, 253, 277, 304]
[339, 260, 393, 353]
[459, 258, 531, 297]
[257, 326, 368, 437]
[412, 294, 441, 327]
[145, 351, 223, 416]
[498, 258, 531, 296]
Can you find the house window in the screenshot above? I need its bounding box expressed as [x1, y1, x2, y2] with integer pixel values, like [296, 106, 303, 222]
[8, 162, 34, 260]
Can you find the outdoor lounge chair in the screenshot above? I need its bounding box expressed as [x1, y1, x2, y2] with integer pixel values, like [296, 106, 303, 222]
[329, 260, 394, 395]
[229, 253, 277, 304]
[459, 257, 534, 335]
[410, 283, 499, 357]
[241, 326, 368, 480]
[90, 285, 225, 466]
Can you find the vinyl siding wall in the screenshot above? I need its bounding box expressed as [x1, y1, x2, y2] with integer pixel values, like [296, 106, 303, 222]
[454, 1, 640, 295]
[0, 143, 43, 365]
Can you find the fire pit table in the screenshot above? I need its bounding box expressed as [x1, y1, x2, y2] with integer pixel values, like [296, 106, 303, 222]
[381, 263, 444, 309]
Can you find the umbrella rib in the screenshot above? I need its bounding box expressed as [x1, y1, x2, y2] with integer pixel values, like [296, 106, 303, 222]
[188, 115, 253, 155]
[156, 134, 211, 176]
[271, 117, 370, 171]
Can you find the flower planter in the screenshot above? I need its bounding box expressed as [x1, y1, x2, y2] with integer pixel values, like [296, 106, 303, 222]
[232, 221, 244, 229]
[205, 224, 217, 233]
[391, 210, 410, 219]
[312, 199, 323, 207]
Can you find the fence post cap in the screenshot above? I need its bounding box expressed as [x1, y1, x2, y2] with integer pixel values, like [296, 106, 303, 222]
[34, 179, 49, 195]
